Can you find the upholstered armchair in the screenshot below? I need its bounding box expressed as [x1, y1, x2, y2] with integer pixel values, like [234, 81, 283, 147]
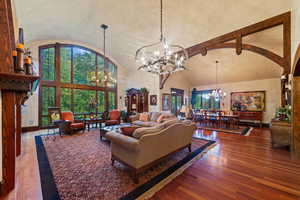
[60, 111, 85, 134]
[105, 110, 121, 126]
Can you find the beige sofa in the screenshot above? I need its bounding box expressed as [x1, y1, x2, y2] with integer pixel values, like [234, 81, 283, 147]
[129, 111, 177, 127]
[106, 119, 196, 183]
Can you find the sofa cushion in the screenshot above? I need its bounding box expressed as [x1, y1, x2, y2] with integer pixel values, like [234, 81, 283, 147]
[132, 120, 158, 127]
[161, 119, 179, 128]
[150, 112, 161, 122]
[182, 119, 193, 125]
[156, 114, 165, 123]
[139, 113, 149, 122]
[132, 124, 165, 139]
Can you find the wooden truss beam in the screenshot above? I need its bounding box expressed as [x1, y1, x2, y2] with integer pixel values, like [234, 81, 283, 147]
[186, 12, 291, 74]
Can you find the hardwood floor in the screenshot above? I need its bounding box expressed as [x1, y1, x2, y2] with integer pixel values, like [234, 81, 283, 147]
[1, 128, 300, 200]
[152, 128, 300, 200]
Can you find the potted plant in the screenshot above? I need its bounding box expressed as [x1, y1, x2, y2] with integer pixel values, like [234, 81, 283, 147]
[275, 106, 291, 122]
[140, 87, 149, 93]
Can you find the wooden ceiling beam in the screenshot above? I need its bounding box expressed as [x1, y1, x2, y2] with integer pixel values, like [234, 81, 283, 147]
[186, 12, 291, 74]
[205, 43, 286, 69]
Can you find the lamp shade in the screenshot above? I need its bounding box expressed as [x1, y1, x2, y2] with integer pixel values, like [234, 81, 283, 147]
[180, 105, 188, 113]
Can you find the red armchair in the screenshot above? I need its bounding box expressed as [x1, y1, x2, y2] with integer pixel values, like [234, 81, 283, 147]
[105, 110, 121, 126]
[61, 111, 85, 134]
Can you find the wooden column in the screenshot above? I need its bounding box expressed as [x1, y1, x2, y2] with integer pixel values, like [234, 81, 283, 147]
[16, 103, 22, 157]
[0, 0, 16, 195]
[1, 92, 16, 193]
[292, 77, 300, 155]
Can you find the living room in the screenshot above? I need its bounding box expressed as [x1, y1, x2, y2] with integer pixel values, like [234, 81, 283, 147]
[1, 0, 300, 200]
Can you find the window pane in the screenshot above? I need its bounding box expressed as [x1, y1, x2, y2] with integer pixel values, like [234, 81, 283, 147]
[108, 92, 116, 111]
[61, 88, 72, 111]
[98, 91, 105, 113]
[107, 62, 117, 88]
[41, 86, 56, 116]
[73, 47, 96, 86]
[42, 116, 49, 126]
[73, 89, 96, 114]
[97, 55, 105, 87]
[41, 48, 55, 81]
[60, 47, 72, 83]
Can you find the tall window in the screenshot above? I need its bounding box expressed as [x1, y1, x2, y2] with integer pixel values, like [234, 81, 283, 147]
[39, 44, 117, 126]
[192, 90, 220, 110]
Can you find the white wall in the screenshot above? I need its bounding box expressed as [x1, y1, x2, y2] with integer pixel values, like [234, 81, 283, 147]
[192, 78, 281, 123]
[292, 0, 300, 70]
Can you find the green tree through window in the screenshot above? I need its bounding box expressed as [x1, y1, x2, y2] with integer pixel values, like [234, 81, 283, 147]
[39, 44, 118, 127]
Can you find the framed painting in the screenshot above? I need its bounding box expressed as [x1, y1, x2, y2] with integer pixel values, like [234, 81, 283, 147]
[48, 107, 61, 123]
[162, 93, 171, 111]
[150, 95, 157, 105]
[231, 91, 265, 111]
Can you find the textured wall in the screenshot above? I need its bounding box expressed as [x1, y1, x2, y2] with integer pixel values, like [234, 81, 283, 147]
[292, 0, 300, 70]
[192, 78, 281, 123]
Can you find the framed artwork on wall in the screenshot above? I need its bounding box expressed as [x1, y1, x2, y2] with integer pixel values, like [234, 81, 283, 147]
[48, 107, 61, 124]
[150, 95, 157, 105]
[162, 93, 171, 111]
[231, 91, 265, 111]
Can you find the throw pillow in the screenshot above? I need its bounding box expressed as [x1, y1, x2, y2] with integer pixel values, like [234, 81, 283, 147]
[121, 126, 140, 137]
[139, 113, 149, 122]
[150, 112, 161, 122]
[156, 114, 165, 123]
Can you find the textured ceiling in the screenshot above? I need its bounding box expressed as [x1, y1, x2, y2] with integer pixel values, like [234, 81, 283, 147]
[14, 0, 291, 85]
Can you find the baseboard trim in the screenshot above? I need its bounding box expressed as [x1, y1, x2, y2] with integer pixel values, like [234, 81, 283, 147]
[22, 126, 40, 133]
[238, 121, 270, 128]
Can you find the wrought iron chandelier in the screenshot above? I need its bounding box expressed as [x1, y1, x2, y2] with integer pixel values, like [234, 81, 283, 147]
[90, 24, 117, 85]
[210, 60, 226, 100]
[135, 0, 188, 75]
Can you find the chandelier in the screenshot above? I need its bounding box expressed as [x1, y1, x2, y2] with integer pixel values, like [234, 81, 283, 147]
[135, 0, 188, 75]
[89, 24, 117, 85]
[209, 60, 226, 100]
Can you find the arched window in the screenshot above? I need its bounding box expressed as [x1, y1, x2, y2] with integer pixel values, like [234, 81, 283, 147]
[39, 43, 117, 126]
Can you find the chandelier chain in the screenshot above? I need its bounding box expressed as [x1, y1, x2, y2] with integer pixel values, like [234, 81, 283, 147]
[160, 0, 163, 41]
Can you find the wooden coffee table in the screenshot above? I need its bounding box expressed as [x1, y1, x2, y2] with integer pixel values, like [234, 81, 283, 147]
[85, 118, 105, 131]
[99, 123, 132, 141]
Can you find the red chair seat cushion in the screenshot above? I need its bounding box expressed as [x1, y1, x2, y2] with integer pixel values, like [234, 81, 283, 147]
[105, 120, 120, 126]
[70, 123, 85, 129]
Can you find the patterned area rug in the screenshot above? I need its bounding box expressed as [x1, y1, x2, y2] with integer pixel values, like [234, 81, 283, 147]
[35, 130, 215, 200]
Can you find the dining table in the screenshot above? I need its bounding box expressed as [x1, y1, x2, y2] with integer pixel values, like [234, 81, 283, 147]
[193, 111, 239, 129]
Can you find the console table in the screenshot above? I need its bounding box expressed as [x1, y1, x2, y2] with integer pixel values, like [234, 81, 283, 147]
[270, 119, 291, 148]
[233, 111, 263, 127]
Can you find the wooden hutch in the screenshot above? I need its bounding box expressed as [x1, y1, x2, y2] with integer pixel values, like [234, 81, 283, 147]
[126, 88, 149, 113]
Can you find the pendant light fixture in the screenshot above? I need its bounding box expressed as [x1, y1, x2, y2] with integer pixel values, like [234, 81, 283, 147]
[135, 0, 189, 75]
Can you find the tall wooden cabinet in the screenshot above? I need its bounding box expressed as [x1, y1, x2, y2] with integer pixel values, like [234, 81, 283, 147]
[126, 88, 149, 113]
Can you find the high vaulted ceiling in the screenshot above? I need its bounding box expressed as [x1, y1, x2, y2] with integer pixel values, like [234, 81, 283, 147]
[14, 0, 291, 85]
